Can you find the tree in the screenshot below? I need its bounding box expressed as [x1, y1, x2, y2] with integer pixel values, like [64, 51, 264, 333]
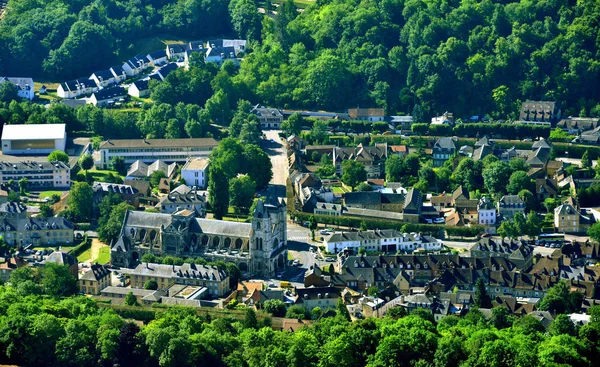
[109, 156, 126, 176]
[79, 154, 94, 173]
[281, 112, 303, 136]
[550, 314, 576, 336]
[125, 292, 137, 306]
[41, 263, 77, 296]
[48, 150, 70, 164]
[360, 221, 368, 231]
[229, 0, 262, 41]
[150, 170, 166, 187]
[67, 182, 93, 221]
[263, 299, 287, 317]
[588, 222, 600, 243]
[385, 154, 404, 182]
[368, 286, 379, 297]
[341, 160, 367, 190]
[310, 120, 328, 144]
[229, 175, 256, 213]
[356, 182, 373, 192]
[525, 211, 541, 239]
[39, 204, 53, 218]
[18, 177, 28, 195]
[286, 305, 311, 320]
[490, 307, 511, 329]
[245, 308, 260, 329]
[242, 144, 273, 189]
[474, 278, 492, 308]
[518, 189, 536, 211]
[144, 280, 158, 290]
[98, 202, 133, 244]
[184, 119, 203, 138]
[482, 161, 511, 194]
[581, 150, 592, 170]
[538, 280, 577, 314]
[0, 81, 19, 103]
[507, 171, 534, 194]
[336, 298, 351, 321]
[239, 119, 261, 146]
[209, 164, 229, 220]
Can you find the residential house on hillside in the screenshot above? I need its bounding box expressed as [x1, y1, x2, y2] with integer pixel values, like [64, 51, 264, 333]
[389, 145, 408, 157]
[0, 160, 70, 189]
[156, 191, 207, 216]
[402, 188, 422, 224]
[478, 197, 496, 226]
[519, 101, 560, 124]
[0, 77, 34, 100]
[324, 230, 442, 254]
[0, 256, 26, 283]
[181, 158, 209, 189]
[0, 216, 74, 247]
[333, 143, 388, 178]
[431, 112, 454, 125]
[348, 108, 385, 122]
[146, 50, 167, 66]
[314, 202, 343, 216]
[57, 78, 97, 98]
[558, 117, 599, 134]
[432, 137, 456, 167]
[469, 238, 533, 270]
[92, 182, 141, 208]
[165, 43, 188, 59]
[122, 54, 150, 76]
[205, 46, 237, 64]
[89, 69, 117, 87]
[555, 202, 595, 233]
[295, 287, 341, 311]
[89, 86, 126, 107]
[535, 177, 559, 201]
[473, 136, 495, 161]
[79, 264, 111, 295]
[497, 195, 525, 219]
[155, 63, 178, 81]
[44, 251, 78, 279]
[128, 79, 151, 98]
[572, 126, 600, 145]
[250, 105, 283, 129]
[110, 65, 127, 83]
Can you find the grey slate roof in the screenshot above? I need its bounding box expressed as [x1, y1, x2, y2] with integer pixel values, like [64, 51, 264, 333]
[191, 219, 252, 238]
[44, 251, 76, 267]
[131, 262, 227, 281]
[0, 216, 74, 232]
[433, 137, 456, 152]
[80, 264, 111, 281]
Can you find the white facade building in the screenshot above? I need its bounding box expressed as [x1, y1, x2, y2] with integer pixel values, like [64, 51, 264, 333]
[1, 124, 66, 155]
[0, 77, 34, 100]
[181, 158, 209, 189]
[324, 230, 443, 254]
[0, 160, 71, 189]
[478, 197, 497, 225]
[97, 138, 218, 169]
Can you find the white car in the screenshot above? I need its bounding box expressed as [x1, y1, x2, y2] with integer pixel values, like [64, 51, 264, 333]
[433, 217, 445, 224]
[320, 229, 330, 235]
[292, 260, 300, 266]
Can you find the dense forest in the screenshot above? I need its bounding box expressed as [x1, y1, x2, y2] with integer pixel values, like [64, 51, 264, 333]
[0, 0, 231, 79]
[0, 281, 599, 367]
[1, 0, 600, 119]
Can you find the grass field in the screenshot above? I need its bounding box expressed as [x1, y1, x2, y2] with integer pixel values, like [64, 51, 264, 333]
[39, 191, 64, 199]
[77, 249, 92, 262]
[118, 33, 192, 64]
[89, 169, 124, 181]
[96, 246, 111, 264]
[331, 186, 350, 194]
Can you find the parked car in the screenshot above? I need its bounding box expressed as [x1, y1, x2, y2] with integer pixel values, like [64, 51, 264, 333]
[292, 260, 300, 266]
[425, 219, 433, 224]
[325, 257, 335, 262]
[320, 229, 330, 235]
[433, 217, 445, 224]
[302, 221, 310, 227]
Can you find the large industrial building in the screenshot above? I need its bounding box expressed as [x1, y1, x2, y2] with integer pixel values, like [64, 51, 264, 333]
[1, 124, 66, 155]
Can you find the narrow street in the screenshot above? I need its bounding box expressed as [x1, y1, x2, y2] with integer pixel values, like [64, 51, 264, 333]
[262, 130, 288, 201]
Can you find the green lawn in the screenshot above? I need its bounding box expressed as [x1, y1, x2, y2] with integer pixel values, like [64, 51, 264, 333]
[89, 169, 124, 181]
[77, 249, 91, 262]
[332, 186, 350, 194]
[287, 252, 294, 261]
[96, 246, 111, 264]
[39, 191, 64, 199]
[118, 33, 191, 64]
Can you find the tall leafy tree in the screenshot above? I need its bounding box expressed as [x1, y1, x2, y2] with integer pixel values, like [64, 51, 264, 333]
[209, 163, 229, 220]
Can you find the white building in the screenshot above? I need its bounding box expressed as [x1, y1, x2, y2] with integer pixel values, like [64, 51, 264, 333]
[110, 65, 127, 83]
[57, 78, 97, 99]
[97, 138, 218, 169]
[122, 54, 150, 76]
[1, 124, 66, 155]
[478, 197, 497, 226]
[323, 230, 443, 254]
[128, 80, 150, 98]
[0, 77, 34, 101]
[181, 158, 209, 189]
[89, 69, 117, 88]
[146, 50, 167, 66]
[431, 112, 454, 125]
[0, 160, 70, 189]
[250, 105, 283, 129]
[88, 87, 126, 107]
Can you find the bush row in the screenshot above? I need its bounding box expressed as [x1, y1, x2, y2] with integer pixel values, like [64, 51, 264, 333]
[68, 236, 91, 258]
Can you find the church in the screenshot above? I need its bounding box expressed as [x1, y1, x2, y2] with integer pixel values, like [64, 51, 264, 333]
[111, 198, 287, 277]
